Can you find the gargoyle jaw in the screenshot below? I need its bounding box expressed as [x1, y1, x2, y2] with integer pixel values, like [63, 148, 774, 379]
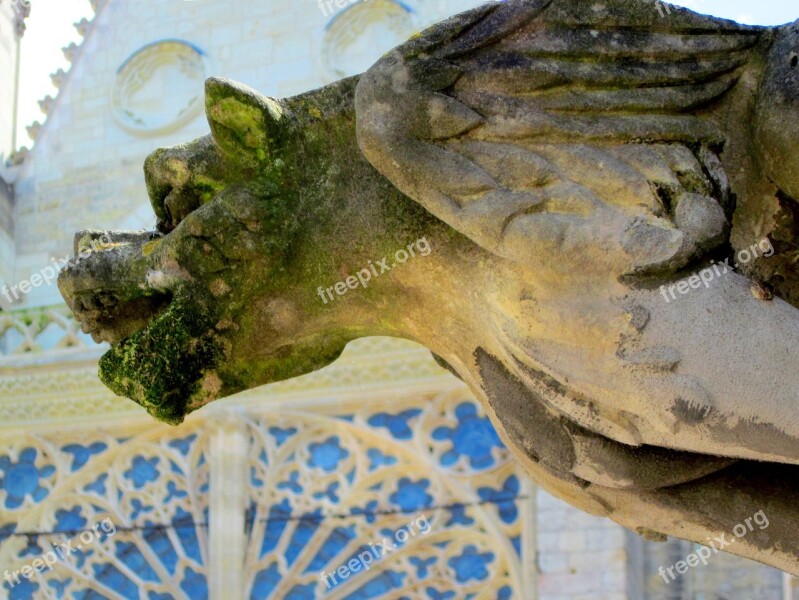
[58, 228, 226, 424]
[57, 229, 172, 345]
[96, 296, 222, 425]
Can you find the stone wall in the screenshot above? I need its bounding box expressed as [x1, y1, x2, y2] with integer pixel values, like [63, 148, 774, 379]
[535, 486, 788, 600]
[644, 537, 784, 599]
[537, 492, 631, 599]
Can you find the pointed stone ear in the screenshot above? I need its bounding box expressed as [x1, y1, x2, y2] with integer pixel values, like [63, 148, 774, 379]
[204, 77, 287, 165]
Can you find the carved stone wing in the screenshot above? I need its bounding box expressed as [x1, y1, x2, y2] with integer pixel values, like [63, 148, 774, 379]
[355, 0, 761, 278]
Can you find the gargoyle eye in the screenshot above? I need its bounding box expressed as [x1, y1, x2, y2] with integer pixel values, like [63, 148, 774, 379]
[791, 54, 798, 68]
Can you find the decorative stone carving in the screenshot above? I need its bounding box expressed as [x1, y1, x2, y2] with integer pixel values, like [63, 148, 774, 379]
[110, 40, 207, 135]
[24, 121, 40, 141]
[0, 364, 531, 597]
[59, 0, 799, 574]
[321, 0, 417, 79]
[73, 17, 90, 37]
[61, 42, 79, 63]
[10, 0, 30, 37]
[37, 95, 54, 115]
[241, 388, 529, 598]
[49, 68, 67, 89]
[0, 305, 91, 357]
[0, 419, 211, 597]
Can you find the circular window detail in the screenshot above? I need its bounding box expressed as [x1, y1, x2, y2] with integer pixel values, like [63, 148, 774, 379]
[322, 0, 418, 80]
[112, 40, 207, 135]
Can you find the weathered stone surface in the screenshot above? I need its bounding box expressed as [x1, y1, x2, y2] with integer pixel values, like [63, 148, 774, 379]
[59, 0, 799, 574]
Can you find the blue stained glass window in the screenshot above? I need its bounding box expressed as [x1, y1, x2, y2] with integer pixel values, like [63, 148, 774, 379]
[250, 562, 281, 600]
[307, 437, 349, 472]
[62, 443, 108, 471]
[180, 567, 208, 599]
[448, 545, 495, 583]
[0, 448, 54, 508]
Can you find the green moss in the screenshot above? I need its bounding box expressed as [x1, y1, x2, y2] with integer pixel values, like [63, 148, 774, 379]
[98, 297, 219, 425]
[192, 174, 227, 204]
[208, 97, 266, 150]
[223, 329, 354, 391]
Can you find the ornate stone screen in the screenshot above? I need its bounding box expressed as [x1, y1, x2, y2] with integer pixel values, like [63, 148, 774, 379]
[0, 316, 536, 599]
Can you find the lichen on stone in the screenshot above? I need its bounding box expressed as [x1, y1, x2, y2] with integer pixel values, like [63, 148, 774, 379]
[98, 296, 219, 424]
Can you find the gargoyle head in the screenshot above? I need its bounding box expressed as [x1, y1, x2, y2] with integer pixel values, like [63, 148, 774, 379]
[58, 77, 435, 424]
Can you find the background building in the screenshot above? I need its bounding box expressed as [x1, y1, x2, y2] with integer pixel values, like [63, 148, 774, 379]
[0, 0, 794, 598]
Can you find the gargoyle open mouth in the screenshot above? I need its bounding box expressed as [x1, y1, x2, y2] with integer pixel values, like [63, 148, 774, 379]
[59, 230, 172, 345]
[58, 229, 222, 425]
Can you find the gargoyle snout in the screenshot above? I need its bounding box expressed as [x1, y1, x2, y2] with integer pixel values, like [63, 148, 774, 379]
[58, 229, 170, 344]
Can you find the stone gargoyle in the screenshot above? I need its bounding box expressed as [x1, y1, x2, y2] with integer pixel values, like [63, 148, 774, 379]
[58, 0, 799, 573]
